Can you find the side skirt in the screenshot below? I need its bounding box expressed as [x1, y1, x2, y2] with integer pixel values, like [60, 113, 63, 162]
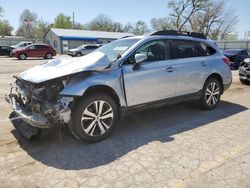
[121, 91, 202, 118]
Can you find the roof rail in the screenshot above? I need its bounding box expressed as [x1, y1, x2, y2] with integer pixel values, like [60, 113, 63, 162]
[150, 30, 207, 39]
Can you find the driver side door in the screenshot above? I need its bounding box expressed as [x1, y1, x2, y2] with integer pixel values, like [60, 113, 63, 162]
[122, 39, 177, 107]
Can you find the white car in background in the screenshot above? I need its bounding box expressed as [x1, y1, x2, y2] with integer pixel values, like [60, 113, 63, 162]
[67, 44, 102, 57]
[11, 41, 33, 49]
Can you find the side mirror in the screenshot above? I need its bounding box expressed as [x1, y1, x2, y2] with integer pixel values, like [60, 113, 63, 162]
[133, 54, 147, 70]
[135, 53, 147, 64]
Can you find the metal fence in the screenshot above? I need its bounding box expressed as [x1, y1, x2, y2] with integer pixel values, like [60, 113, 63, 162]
[216, 40, 250, 51]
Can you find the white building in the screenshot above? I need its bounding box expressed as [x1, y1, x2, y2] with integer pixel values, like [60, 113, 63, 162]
[45, 28, 134, 53]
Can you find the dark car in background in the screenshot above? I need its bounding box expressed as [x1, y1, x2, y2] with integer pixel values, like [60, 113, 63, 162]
[0, 46, 14, 56]
[67, 44, 102, 57]
[239, 58, 250, 84]
[223, 49, 250, 69]
[10, 44, 57, 60]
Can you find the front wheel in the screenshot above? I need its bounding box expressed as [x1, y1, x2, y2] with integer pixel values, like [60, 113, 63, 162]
[18, 53, 27, 60]
[69, 94, 118, 142]
[45, 53, 53, 59]
[76, 52, 82, 57]
[200, 78, 222, 110]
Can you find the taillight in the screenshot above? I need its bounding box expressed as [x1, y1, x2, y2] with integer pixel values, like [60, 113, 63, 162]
[223, 57, 230, 66]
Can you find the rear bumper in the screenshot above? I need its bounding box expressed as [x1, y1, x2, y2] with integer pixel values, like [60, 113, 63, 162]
[5, 94, 49, 129]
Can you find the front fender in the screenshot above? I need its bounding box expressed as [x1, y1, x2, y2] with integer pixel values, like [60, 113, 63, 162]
[59, 68, 127, 107]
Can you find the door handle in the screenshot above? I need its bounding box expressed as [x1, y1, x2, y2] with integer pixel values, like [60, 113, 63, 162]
[165, 67, 175, 72]
[201, 61, 208, 66]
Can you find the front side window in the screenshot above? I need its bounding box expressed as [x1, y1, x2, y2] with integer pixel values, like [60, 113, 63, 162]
[125, 40, 169, 64]
[26, 45, 35, 50]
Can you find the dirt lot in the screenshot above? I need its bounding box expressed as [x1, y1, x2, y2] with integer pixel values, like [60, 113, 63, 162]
[0, 56, 250, 188]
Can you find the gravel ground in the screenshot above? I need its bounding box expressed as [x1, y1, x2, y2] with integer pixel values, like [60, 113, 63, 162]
[0, 55, 250, 188]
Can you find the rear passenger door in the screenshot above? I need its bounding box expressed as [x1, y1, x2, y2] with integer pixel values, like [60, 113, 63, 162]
[171, 39, 215, 96]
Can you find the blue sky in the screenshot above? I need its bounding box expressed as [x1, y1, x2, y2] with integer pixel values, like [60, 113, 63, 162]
[0, 0, 250, 39]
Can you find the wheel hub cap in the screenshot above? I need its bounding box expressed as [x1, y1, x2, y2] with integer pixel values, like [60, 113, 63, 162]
[81, 100, 113, 137]
[205, 82, 220, 106]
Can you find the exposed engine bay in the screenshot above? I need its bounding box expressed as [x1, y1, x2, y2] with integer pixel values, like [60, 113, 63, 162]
[7, 76, 74, 128]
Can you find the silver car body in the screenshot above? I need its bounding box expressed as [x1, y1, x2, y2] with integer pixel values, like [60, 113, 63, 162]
[6, 34, 232, 128]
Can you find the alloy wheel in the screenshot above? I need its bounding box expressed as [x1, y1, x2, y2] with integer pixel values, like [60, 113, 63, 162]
[46, 53, 52, 59]
[81, 100, 114, 137]
[205, 82, 220, 106]
[19, 54, 26, 60]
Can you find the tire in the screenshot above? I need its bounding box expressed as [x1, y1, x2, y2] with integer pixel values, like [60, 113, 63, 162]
[240, 79, 246, 84]
[69, 93, 118, 142]
[18, 53, 27, 60]
[45, 53, 53, 59]
[76, 52, 82, 57]
[200, 78, 222, 110]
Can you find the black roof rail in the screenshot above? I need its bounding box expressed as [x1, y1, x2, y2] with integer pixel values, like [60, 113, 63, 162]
[150, 30, 207, 39]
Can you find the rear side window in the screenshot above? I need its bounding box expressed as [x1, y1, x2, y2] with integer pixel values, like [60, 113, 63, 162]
[171, 40, 216, 59]
[85, 46, 98, 50]
[37, 45, 48, 49]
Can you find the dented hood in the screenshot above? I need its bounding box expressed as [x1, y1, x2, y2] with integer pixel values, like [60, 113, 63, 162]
[19, 51, 111, 83]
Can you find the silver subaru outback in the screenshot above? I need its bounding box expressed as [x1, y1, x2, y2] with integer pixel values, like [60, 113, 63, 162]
[6, 30, 232, 142]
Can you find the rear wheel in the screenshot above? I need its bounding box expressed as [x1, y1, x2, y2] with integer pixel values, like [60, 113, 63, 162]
[69, 94, 118, 142]
[18, 53, 27, 60]
[200, 78, 222, 110]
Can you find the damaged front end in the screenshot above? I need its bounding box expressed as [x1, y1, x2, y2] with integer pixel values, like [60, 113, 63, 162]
[5, 76, 74, 129]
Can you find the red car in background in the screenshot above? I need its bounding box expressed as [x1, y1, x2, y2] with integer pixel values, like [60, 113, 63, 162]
[10, 44, 57, 60]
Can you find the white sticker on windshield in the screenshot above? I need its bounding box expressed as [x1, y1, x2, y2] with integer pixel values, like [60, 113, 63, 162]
[113, 46, 128, 51]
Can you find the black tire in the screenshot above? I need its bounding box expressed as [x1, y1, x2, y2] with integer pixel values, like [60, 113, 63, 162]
[200, 78, 222, 110]
[18, 53, 27, 60]
[76, 52, 82, 57]
[45, 53, 53, 59]
[69, 93, 118, 142]
[239, 79, 250, 85]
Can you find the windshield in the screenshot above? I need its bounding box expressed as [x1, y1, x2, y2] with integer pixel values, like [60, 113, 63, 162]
[77, 44, 86, 49]
[96, 38, 140, 62]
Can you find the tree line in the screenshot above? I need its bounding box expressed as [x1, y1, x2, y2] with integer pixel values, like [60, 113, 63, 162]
[0, 0, 238, 40]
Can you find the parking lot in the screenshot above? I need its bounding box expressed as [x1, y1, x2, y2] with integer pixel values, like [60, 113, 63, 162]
[0, 56, 250, 188]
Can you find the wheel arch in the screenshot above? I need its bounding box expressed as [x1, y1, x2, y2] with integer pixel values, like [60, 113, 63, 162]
[81, 85, 122, 119]
[83, 85, 120, 105]
[205, 73, 224, 93]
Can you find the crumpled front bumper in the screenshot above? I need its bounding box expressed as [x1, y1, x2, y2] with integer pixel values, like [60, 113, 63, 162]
[5, 93, 50, 129]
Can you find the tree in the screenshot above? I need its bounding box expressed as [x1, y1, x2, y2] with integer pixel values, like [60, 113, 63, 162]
[53, 13, 72, 29]
[73, 22, 85, 30]
[150, 17, 172, 31]
[35, 18, 52, 38]
[16, 9, 38, 38]
[168, 0, 211, 31]
[189, 0, 238, 40]
[0, 6, 13, 35]
[124, 21, 149, 35]
[86, 14, 114, 31]
[0, 20, 13, 36]
[0, 6, 3, 17]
